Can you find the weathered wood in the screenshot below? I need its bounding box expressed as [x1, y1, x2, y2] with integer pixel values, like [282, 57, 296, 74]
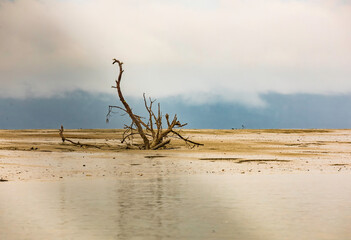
[113, 59, 151, 149]
[59, 125, 101, 149]
[152, 139, 171, 150]
[108, 59, 203, 150]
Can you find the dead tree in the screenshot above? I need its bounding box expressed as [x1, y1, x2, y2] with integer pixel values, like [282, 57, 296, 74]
[107, 59, 203, 150]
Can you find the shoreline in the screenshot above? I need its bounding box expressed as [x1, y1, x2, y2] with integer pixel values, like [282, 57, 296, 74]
[0, 129, 350, 181]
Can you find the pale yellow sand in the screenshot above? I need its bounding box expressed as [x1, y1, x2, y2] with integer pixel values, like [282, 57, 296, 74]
[0, 129, 350, 181]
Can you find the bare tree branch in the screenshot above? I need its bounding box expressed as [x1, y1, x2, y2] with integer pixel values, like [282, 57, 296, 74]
[171, 130, 204, 147]
[59, 125, 101, 149]
[112, 58, 151, 149]
[152, 139, 171, 150]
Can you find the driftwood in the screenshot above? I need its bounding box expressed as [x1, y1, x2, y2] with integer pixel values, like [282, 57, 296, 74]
[107, 59, 203, 150]
[59, 125, 101, 149]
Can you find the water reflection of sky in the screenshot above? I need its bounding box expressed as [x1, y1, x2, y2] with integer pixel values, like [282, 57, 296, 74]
[0, 174, 351, 239]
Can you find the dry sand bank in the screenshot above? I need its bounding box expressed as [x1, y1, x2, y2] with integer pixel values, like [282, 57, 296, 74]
[0, 129, 350, 181]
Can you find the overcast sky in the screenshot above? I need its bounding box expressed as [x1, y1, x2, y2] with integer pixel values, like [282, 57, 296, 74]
[1, 0, 351, 107]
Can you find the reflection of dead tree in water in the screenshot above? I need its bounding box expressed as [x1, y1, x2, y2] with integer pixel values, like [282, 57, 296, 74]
[106, 58, 203, 150]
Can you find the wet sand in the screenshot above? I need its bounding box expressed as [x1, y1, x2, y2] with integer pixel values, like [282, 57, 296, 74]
[0, 129, 350, 181]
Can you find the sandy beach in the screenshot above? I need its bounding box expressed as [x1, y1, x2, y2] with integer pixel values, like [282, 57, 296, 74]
[0, 129, 350, 181]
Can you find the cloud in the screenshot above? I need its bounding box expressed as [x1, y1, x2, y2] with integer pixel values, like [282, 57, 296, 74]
[1, 0, 351, 106]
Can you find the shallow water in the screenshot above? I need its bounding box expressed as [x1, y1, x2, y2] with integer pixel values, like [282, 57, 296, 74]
[0, 174, 351, 240]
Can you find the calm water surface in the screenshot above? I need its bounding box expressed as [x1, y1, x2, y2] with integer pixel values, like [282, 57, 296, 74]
[0, 174, 351, 240]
